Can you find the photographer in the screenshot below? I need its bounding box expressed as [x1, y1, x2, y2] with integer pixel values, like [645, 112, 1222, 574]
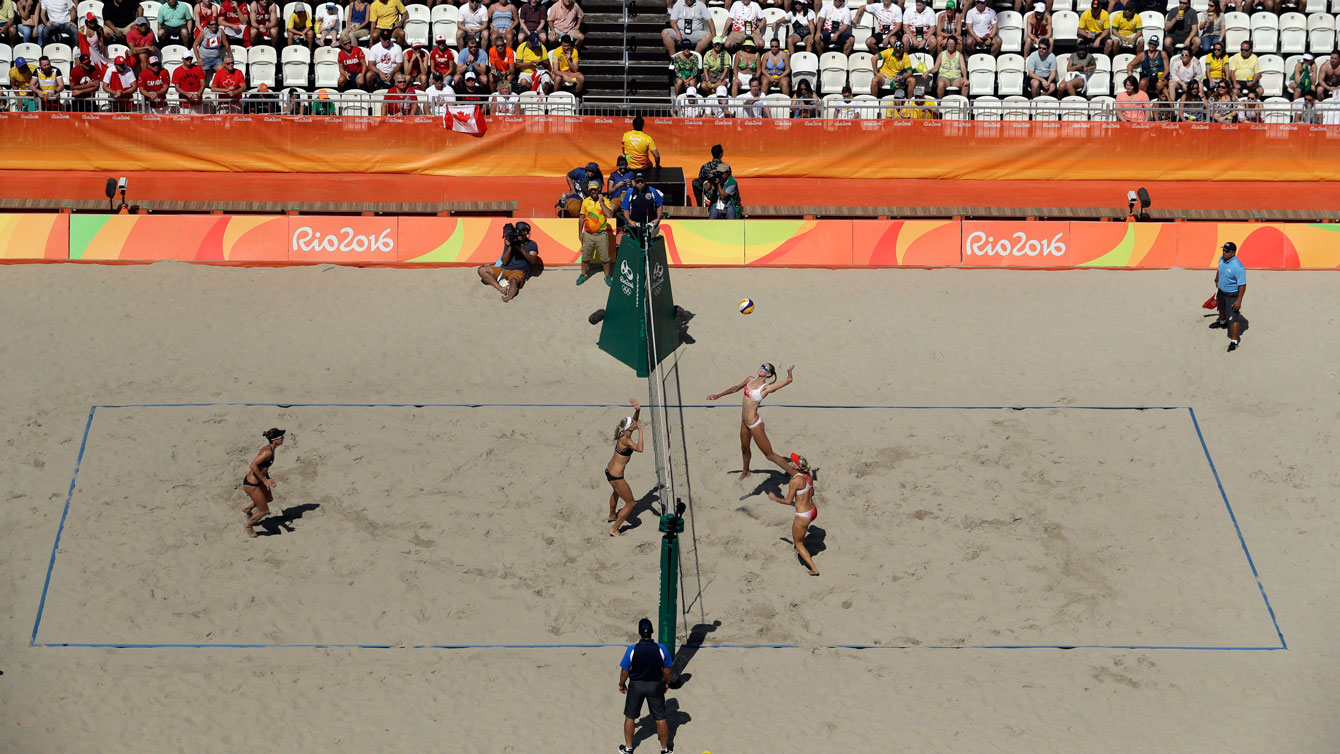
[692, 144, 724, 206]
[707, 163, 742, 219]
[477, 221, 542, 303]
[619, 173, 668, 242]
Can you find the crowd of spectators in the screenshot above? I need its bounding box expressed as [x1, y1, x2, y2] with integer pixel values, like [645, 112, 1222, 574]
[2, 0, 586, 111]
[663, 0, 1340, 122]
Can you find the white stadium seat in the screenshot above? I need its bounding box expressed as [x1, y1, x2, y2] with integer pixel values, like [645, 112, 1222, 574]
[340, 90, 371, 115]
[547, 90, 576, 114]
[1052, 10, 1080, 45]
[998, 10, 1024, 52]
[1279, 11, 1307, 53]
[405, 3, 431, 46]
[1251, 11, 1279, 53]
[996, 52, 1026, 96]
[1059, 94, 1089, 120]
[973, 94, 1002, 119]
[1139, 11, 1165, 45]
[1223, 11, 1251, 48]
[968, 52, 996, 96]
[313, 45, 341, 87]
[281, 44, 310, 87]
[1307, 13, 1334, 53]
[1001, 94, 1031, 120]
[1033, 94, 1060, 120]
[1259, 53, 1286, 96]
[791, 51, 819, 88]
[940, 92, 970, 119]
[249, 45, 278, 88]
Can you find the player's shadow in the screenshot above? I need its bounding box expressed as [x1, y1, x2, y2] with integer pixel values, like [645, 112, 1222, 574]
[670, 620, 721, 689]
[733, 469, 789, 501]
[632, 698, 691, 752]
[257, 503, 321, 536]
[615, 486, 664, 533]
[780, 525, 827, 560]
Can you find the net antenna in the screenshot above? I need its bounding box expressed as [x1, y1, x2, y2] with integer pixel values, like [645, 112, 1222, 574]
[641, 226, 705, 636]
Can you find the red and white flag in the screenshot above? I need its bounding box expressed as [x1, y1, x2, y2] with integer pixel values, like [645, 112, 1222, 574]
[445, 104, 487, 136]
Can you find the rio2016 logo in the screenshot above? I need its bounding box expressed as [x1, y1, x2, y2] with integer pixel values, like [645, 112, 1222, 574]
[291, 226, 395, 254]
[964, 230, 1067, 258]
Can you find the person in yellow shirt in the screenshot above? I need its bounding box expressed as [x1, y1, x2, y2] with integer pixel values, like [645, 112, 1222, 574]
[516, 30, 549, 90]
[621, 116, 660, 170]
[1202, 40, 1229, 82]
[576, 181, 614, 286]
[1228, 39, 1262, 96]
[368, 0, 406, 44]
[1077, 0, 1109, 50]
[1106, 7, 1141, 56]
[287, 6, 315, 47]
[548, 33, 583, 92]
[871, 38, 914, 95]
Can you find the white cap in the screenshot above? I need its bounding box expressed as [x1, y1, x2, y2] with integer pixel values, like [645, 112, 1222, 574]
[686, 85, 698, 96]
[620, 417, 634, 431]
[715, 85, 728, 96]
[1033, 2, 1045, 11]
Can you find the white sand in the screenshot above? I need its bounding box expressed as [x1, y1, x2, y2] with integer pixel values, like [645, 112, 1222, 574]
[1, 263, 1338, 753]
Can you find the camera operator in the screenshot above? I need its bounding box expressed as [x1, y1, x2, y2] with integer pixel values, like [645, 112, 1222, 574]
[707, 163, 742, 219]
[692, 144, 724, 206]
[619, 173, 668, 242]
[477, 221, 543, 303]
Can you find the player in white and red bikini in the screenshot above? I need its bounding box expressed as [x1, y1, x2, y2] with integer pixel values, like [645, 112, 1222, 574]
[768, 452, 819, 576]
[707, 362, 795, 479]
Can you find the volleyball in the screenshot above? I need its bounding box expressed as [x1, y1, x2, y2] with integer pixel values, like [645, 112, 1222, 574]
[738, 299, 755, 314]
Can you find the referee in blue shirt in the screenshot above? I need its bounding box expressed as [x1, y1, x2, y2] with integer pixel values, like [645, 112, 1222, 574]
[617, 618, 675, 754]
[1210, 241, 1248, 352]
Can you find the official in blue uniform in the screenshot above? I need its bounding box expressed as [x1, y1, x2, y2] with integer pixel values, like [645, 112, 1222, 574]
[617, 617, 675, 754]
[1210, 241, 1247, 352]
[619, 173, 667, 241]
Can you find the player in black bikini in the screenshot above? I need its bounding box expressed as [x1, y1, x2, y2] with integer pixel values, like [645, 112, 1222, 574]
[242, 428, 285, 538]
[606, 399, 643, 536]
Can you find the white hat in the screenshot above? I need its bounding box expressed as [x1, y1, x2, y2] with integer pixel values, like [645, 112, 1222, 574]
[1033, 1, 1045, 11]
[686, 85, 698, 96]
[1304, 52, 1314, 60]
[715, 85, 728, 96]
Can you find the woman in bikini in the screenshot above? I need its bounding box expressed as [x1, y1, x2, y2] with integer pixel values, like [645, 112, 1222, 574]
[242, 428, 285, 538]
[606, 399, 643, 536]
[707, 362, 794, 479]
[767, 452, 819, 575]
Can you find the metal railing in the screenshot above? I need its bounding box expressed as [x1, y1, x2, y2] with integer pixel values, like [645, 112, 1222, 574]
[5, 88, 1336, 125]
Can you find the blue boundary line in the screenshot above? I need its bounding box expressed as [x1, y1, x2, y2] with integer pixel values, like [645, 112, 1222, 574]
[30, 405, 96, 647]
[1187, 407, 1287, 650]
[32, 403, 1284, 652]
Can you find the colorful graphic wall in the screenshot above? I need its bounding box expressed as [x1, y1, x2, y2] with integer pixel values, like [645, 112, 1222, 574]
[6, 112, 1340, 182]
[11, 214, 1340, 269]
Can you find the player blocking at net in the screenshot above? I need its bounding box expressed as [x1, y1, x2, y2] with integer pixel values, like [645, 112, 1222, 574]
[605, 399, 644, 536]
[707, 363, 795, 479]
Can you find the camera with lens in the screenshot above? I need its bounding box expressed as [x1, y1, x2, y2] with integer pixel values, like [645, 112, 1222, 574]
[501, 222, 518, 243]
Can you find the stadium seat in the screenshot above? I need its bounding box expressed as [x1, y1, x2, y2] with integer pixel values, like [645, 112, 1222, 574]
[709, 7, 729, 37]
[431, 3, 458, 24]
[762, 92, 791, 117]
[340, 90, 371, 115]
[547, 90, 576, 114]
[249, 45, 278, 88]
[762, 7, 786, 43]
[1086, 69, 1112, 97]
[968, 52, 996, 95]
[405, 3, 431, 46]
[1190, 0, 1208, 11]
[231, 45, 250, 67]
[852, 92, 879, 118]
[996, 52, 1025, 96]
[998, 11, 1024, 52]
[791, 51, 819, 88]
[909, 50, 933, 76]
[819, 50, 848, 92]
[1262, 96, 1293, 121]
[1001, 94, 1031, 119]
[940, 92, 970, 118]
[820, 92, 843, 118]
[1051, 0, 1073, 12]
[1112, 51, 1135, 75]
[1251, 11, 1279, 53]
[852, 10, 873, 47]
[0, 44, 12, 83]
[518, 89, 544, 114]
[161, 43, 188, 69]
[313, 45, 340, 87]
[1059, 94, 1089, 119]
[369, 87, 389, 116]
[1259, 53, 1285, 95]
[141, 0, 161, 32]
[1280, 12, 1307, 53]
[77, 0, 103, 21]
[432, 19, 457, 43]
[972, 94, 1002, 119]
[43, 43, 72, 68]
[1052, 10, 1079, 45]
[1089, 94, 1116, 120]
[1139, 11, 1165, 45]
[15, 42, 42, 65]
[849, 52, 875, 91]
[1305, 0, 1327, 11]
[1307, 12, 1334, 52]
[281, 44, 310, 87]
[1033, 94, 1060, 119]
[1224, 11, 1251, 48]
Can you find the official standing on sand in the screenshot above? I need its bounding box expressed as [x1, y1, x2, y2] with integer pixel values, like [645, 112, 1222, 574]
[618, 617, 675, 754]
[1210, 241, 1247, 352]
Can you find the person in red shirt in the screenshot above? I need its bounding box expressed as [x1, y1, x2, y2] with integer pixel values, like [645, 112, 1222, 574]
[337, 37, 370, 90]
[429, 35, 456, 80]
[137, 53, 171, 111]
[67, 52, 102, 112]
[210, 53, 247, 111]
[218, 0, 248, 46]
[382, 72, 419, 115]
[101, 55, 138, 111]
[401, 41, 429, 87]
[171, 50, 207, 111]
[248, 0, 279, 46]
[195, 0, 220, 28]
[125, 17, 158, 70]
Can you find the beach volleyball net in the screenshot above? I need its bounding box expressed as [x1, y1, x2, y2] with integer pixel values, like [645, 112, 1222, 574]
[641, 234, 705, 634]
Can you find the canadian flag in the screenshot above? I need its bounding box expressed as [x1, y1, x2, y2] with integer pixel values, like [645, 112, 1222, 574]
[445, 104, 487, 136]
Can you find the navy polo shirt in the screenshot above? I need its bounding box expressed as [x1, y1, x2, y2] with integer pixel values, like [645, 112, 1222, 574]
[619, 638, 673, 681]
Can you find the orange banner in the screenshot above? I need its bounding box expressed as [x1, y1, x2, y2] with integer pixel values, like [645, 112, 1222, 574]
[6, 113, 1340, 182]
[24, 214, 1340, 269]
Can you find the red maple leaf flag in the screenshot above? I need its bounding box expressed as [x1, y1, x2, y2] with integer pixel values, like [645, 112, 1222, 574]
[445, 104, 487, 137]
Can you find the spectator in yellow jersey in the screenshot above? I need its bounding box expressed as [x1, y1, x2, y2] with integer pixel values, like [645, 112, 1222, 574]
[871, 38, 913, 96]
[548, 33, 583, 91]
[1202, 39, 1228, 85]
[1077, 0, 1109, 50]
[621, 116, 660, 170]
[368, 0, 405, 44]
[31, 55, 64, 110]
[1229, 39, 1261, 97]
[516, 30, 549, 90]
[1105, 7, 1141, 56]
[287, 5, 315, 48]
[576, 181, 615, 286]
